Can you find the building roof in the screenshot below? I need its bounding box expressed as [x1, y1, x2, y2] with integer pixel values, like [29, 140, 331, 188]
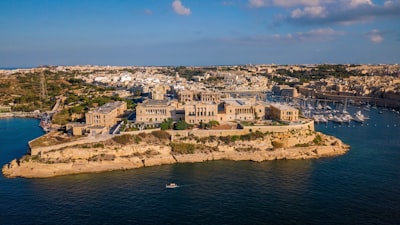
[90, 101, 125, 114]
[223, 98, 252, 106]
[270, 103, 297, 111]
[140, 99, 170, 107]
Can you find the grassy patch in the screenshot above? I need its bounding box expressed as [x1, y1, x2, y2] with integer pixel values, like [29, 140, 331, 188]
[170, 142, 195, 154]
[295, 143, 310, 147]
[151, 130, 171, 140]
[112, 134, 132, 145]
[271, 141, 284, 148]
[313, 134, 323, 145]
[235, 147, 260, 152]
[92, 143, 104, 148]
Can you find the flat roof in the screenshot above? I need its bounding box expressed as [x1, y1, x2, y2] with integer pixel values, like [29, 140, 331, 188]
[141, 99, 170, 107]
[91, 101, 125, 114]
[223, 98, 252, 106]
[270, 103, 297, 111]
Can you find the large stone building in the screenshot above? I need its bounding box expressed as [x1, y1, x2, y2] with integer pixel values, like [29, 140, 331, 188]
[135, 99, 184, 124]
[135, 97, 300, 126]
[151, 85, 170, 100]
[269, 103, 299, 122]
[178, 90, 194, 103]
[200, 92, 221, 103]
[184, 102, 218, 124]
[219, 98, 267, 122]
[68, 101, 127, 135]
[272, 85, 299, 98]
[85, 101, 127, 128]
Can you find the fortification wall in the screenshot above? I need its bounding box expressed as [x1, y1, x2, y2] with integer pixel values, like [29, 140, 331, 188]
[29, 121, 314, 156]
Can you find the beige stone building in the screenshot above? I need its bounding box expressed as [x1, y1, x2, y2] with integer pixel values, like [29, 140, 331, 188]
[136, 99, 183, 124]
[184, 102, 218, 124]
[219, 98, 267, 122]
[85, 101, 127, 128]
[135, 96, 298, 125]
[178, 90, 194, 103]
[200, 92, 221, 103]
[151, 85, 170, 100]
[66, 123, 89, 136]
[67, 101, 126, 135]
[269, 103, 299, 122]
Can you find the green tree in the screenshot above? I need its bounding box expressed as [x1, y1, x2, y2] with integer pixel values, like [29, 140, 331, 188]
[160, 118, 174, 130]
[208, 120, 219, 128]
[174, 120, 190, 130]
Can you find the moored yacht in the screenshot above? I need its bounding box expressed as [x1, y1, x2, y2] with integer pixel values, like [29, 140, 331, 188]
[332, 115, 343, 124]
[352, 110, 369, 123]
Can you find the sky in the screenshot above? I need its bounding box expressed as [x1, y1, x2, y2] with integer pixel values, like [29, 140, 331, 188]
[0, 0, 399, 67]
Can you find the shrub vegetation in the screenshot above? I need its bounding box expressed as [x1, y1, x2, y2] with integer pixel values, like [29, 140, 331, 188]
[170, 142, 195, 154]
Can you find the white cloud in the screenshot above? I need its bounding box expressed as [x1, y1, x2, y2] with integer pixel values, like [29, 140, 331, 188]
[277, 0, 400, 26]
[144, 9, 152, 15]
[293, 28, 341, 41]
[222, 1, 235, 6]
[366, 29, 384, 43]
[291, 6, 326, 18]
[229, 27, 342, 45]
[249, 0, 334, 8]
[384, 0, 394, 7]
[349, 0, 373, 7]
[273, 0, 322, 7]
[172, 0, 191, 16]
[249, 0, 267, 8]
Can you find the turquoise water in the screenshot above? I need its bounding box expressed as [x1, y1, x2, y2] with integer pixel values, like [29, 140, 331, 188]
[1, 109, 400, 225]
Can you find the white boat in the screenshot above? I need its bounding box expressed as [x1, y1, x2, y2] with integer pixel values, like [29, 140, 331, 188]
[332, 115, 343, 124]
[352, 111, 364, 123]
[352, 115, 364, 123]
[313, 114, 328, 123]
[319, 115, 328, 123]
[342, 114, 353, 123]
[312, 115, 320, 123]
[166, 183, 179, 189]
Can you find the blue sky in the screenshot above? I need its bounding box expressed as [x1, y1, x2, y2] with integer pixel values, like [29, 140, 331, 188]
[0, 0, 399, 67]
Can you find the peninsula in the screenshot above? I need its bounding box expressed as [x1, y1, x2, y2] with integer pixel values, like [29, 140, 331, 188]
[2, 119, 349, 178]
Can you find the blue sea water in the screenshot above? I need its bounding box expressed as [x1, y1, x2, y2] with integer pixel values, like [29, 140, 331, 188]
[1, 109, 400, 225]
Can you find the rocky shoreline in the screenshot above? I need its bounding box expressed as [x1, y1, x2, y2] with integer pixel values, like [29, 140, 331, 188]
[2, 131, 349, 179]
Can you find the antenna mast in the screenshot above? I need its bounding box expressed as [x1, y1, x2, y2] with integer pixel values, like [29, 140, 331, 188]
[40, 71, 48, 102]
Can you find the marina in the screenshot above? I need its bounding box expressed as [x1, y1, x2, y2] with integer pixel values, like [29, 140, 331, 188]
[266, 94, 399, 127]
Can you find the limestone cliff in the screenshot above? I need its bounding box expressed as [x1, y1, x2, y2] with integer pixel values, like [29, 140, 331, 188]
[2, 130, 349, 178]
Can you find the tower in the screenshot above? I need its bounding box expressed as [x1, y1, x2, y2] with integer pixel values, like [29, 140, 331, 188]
[40, 72, 48, 102]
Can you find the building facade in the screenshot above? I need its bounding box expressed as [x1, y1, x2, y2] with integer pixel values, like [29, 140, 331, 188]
[200, 92, 221, 103]
[269, 103, 299, 122]
[220, 99, 267, 122]
[85, 101, 127, 128]
[184, 102, 218, 124]
[135, 98, 298, 125]
[136, 99, 182, 124]
[178, 90, 194, 103]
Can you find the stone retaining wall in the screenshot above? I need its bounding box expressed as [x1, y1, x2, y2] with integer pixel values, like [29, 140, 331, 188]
[29, 120, 314, 156]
